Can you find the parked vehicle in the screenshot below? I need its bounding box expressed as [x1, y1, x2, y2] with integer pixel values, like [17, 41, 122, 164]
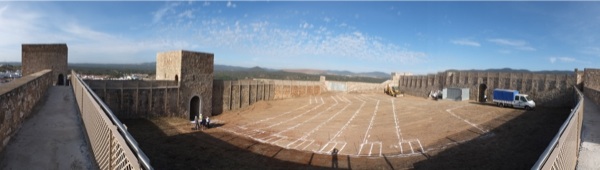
[492, 89, 535, 110]
[385, 84, 401, 97]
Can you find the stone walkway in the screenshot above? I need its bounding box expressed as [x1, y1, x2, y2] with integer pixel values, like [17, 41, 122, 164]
[0, 86, 95, 170]
[578, 96, 600, 169]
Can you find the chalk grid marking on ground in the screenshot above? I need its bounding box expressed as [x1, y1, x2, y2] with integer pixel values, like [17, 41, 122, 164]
[357, 98, 380, 156]
[258, 96, 330, 130]
[317, 96, 366, 154]
[446, 105, 489, 133]
[273, 96, 341, 135]
[240, 96, 321, 129]
[358, 95, 426, 156]
[220, 96, 344, 150]
[287, 96, 352, 149]
[219, 94, 429, 157]
[270, 96, 352, 150]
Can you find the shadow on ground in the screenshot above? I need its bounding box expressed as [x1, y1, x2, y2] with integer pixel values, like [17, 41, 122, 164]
[413, 106, 570, 169]
[123, 105, 571, 169]
[123, 118, 341, 170]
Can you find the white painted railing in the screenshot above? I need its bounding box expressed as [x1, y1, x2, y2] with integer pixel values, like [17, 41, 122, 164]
[532, 86, 583, 170]
[71, 71, 152, 170]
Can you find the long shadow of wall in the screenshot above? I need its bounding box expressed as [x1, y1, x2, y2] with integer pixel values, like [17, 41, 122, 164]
[212, 80, 224, 116]
[122, 118, 339, 169]
[412, 106, 570, 169]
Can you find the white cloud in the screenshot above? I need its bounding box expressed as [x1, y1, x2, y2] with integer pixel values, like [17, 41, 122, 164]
[203, 1, 210, 6]
[549, 57, 584, 64]
[0, 5, 7, 15]
[580, 46, 600, 57]
[300, 22, 313, 29]
[61, 23, 116, 42]
[226, 1, 236, 8]
[153, 2, 180, 23]
[193, 19, 426, 64]
[323, 17, 331, 23]
[488, 38, 536, 51]
[0, 3, 192, 63]
[451, 39, 480, 47]
[178, 10, 194, 19]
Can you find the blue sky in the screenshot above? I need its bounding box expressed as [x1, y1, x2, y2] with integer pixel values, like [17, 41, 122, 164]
[0, 1, 599, 74]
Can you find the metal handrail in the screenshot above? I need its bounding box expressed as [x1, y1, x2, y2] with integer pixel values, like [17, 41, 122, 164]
[75, 73, 153, 170]
[531, 86, 583, 169]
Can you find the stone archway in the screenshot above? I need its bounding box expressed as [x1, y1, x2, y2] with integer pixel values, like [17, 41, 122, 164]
[190, 96, 201, 121]
[57, 74, 64, 86]
[175, 75, 179, 82]
[478, 84, 487, 102]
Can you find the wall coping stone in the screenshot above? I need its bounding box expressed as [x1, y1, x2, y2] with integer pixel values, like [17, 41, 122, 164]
[0, 69, 52, 96]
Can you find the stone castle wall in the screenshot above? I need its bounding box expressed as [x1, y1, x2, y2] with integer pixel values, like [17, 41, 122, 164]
[91, 51, 216, 120]
[398, 71, 576, 107]
[178, 51, 214, 120]
[87, 79, 321, 117]
[85, 80, 180, 118]
[21, 44, 68, 85]
[0, 70, 53, 152]
[584, 68, 600, 106]
[346, 81, 385, 93]
[212, 79, 320, 115]
[155, 52, 182, 81]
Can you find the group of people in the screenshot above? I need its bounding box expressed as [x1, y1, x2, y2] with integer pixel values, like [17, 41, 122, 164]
[192, 114, 211, 130]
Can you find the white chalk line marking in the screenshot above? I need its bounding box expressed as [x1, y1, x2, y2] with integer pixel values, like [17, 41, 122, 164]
[446, 105, 489, 133]
[252, 95, 343, 150]
[319, 96, 367, 153]
[288, 96, 352, 148]
[357, 100, 380, 155]
[417, 139, 424, 153]
[241, 96, 317, 129]
[300, 140, 315, 150]
[219, 127, 296, 150]
[260, 97, 326, 130]
[391, 98, 404, 142]
[358, 142, 382, 156]
[274, 96, 340, 135]
[318, 142, 347, 155]
[220, 94, 426, 158]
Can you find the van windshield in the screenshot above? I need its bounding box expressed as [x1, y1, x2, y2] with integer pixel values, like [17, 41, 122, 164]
[523, 96, 531, 102]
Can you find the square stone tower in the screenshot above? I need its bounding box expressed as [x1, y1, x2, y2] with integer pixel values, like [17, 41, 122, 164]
[21, 44, 68, 85]
[156, 50, 214, 119]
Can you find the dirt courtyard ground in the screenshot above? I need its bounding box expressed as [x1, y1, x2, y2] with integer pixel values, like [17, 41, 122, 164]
[124, 92, 570, 169]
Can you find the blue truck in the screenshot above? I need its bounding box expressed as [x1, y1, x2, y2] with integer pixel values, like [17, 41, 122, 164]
[492, 89, 536, 110]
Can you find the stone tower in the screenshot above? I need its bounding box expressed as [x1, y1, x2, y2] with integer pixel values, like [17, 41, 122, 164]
[156, 50, 214, 119]
[21, 44, 68, 85]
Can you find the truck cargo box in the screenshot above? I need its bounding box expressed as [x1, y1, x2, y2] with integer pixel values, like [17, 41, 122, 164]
[493, 89, 518, 101]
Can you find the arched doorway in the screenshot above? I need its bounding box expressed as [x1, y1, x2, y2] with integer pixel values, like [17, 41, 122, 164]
[478, 84, 487, 102]
[190, 96, 201, 121]
[175, 75, 179, 82]
[57, 74, 64, 86]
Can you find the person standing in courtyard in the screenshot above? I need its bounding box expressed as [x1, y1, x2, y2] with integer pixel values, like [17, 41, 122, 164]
[205, 116, 211, 129]
[193, 115, 200, 130]
[331, 148, 339, 168]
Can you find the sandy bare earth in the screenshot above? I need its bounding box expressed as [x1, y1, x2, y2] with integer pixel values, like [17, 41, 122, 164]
[124, 92, 569, 169]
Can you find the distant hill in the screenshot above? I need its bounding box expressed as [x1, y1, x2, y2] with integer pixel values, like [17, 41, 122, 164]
[283, 69, 390, 79]
[58, 62, 388, 83]
[4, 62, 572, 83]
[445, 68, 573, 75]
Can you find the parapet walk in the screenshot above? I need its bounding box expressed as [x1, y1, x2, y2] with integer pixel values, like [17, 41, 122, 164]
[0, 86, 96, 169]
